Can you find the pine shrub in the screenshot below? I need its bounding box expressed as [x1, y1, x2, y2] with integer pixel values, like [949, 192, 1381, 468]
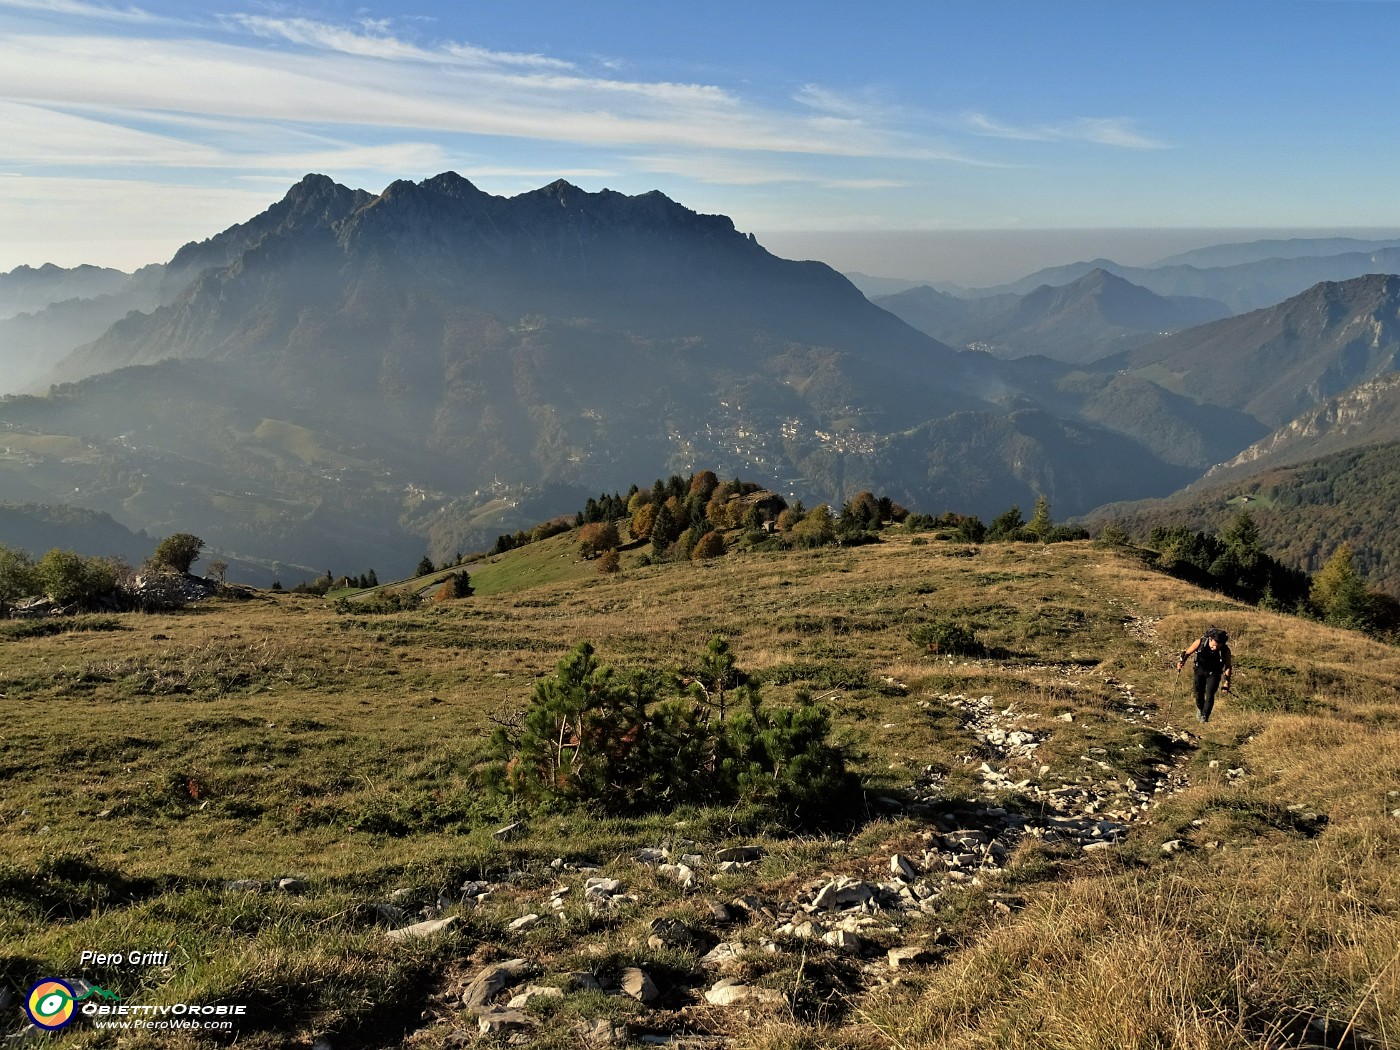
[910, 618, 985, 657]
[489, 639, 858, 826]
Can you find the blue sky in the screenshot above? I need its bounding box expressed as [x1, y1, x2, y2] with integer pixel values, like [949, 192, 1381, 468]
[3, 0, 1399, 281]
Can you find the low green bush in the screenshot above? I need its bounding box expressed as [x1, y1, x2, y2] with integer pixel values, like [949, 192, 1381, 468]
[910, 618, 985, 657]
[488, 639, 859, 827]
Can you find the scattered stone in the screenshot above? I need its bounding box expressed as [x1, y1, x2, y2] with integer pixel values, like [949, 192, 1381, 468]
[714, 846, 762, 863]
[1081, 840, 1116, 852]
[1161, 839, 1183, 854]
[386, 916, 459, 943]
[560, 971, 603, 993]
[223, 879, 262, 892]
[707, 900, 735, 924]
[890, 854, 918, 881]
[777, 919, 822, 940]
[507, 913, 542, 933]
[700, 941, 745, 972]
[477, 1009, 532, 1036]
[506, 985, 564, 1009]
[822, 929, 863, 953]
[659, 862, 698, 890]
[462, 958, 533, 1009]
[1057, 712, 1074, 722]
[584, 877, 636, 914]
[636, 847, 668, 865]
[492, 821, 523, 841]
[887, 945, 939, 968]
[276, 877, 309, 893]
[620, 966, 659, 1003]
[704, 978, 785, 1008]
[810, 877, 878, 911]
[574, 1018, 628, 1047]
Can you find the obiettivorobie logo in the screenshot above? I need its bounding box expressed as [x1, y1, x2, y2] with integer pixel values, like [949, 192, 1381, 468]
[25, 979, 120, 1030]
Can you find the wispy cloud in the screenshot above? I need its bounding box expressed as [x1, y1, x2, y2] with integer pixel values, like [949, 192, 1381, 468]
[965, 113, 1166, 149]
[229, 14, 574, 69]
[0, 11, 994, 173]
[0, 0, 157, 20]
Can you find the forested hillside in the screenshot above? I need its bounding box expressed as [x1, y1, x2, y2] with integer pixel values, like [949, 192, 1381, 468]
[1089, 441, 1400, 594]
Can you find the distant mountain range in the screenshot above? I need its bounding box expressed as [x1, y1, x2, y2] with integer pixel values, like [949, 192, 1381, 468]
[1149, 235, 1400, 269]
[5, 177, 1400, 587]
[0, 263, 135, 319]
[960, 249, 1400, 314]
[875, 268, 1230, 363]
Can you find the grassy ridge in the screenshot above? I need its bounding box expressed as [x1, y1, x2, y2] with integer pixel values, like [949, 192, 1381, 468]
[1, 536, 1397, 1047]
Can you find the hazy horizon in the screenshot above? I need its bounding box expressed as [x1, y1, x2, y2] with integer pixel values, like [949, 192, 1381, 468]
[9, 209, 1400, 294]
[756, 226, 1400, 290]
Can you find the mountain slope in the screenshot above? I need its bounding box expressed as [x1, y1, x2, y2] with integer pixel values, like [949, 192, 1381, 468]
[0, 501, 154, 565]
[1119, 273, 1400, 427]
[1087, 440, 1400, 595]
[1201, 372, 1400, 484]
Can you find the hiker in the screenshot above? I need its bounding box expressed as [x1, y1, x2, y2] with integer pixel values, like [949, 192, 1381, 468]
[1176, 627, 1232, 723]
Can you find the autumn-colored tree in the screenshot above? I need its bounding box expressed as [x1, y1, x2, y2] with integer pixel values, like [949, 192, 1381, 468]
[627, 490, 650, 514]
[689, 470, 719, 501]
[597, 550, 621, 575]
[691, 531, 726, 561]
[776, 506, 804, 532]
[705, 493, 733, 529]
[664, 495, 690, 532]
[433, 571, 473, 601]
[578, 521, 620, 558]
[630, 502, 657, 541]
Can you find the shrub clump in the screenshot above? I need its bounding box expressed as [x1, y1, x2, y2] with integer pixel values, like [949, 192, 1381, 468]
[487, 640, 858, 827]
[910, 618, 985, 657]
[334, 588, 423, 614]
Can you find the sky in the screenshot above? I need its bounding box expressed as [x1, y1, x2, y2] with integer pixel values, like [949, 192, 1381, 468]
[3, 0, 1400, 285]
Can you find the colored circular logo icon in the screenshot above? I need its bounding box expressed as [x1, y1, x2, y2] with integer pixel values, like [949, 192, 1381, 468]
[25, 979, 77, 1030]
